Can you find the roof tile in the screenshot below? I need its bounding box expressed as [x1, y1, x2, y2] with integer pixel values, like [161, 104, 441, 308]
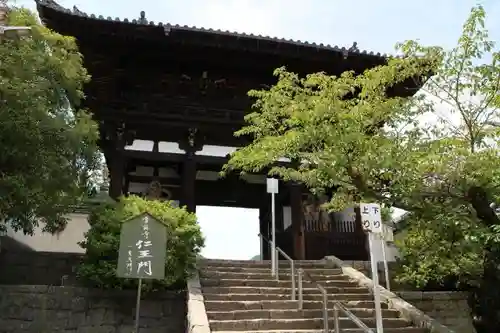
[35, 0, 393, 59]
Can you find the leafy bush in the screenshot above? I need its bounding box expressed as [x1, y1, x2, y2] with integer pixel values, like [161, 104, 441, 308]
[76, 196, 204, 290]
[393, 212, 485, 290]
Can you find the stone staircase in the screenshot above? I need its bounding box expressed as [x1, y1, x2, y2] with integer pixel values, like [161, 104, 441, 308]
[198, 259, 427, 333]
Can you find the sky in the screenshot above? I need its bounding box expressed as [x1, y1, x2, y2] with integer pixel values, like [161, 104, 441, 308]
[16, 0, 500, 260]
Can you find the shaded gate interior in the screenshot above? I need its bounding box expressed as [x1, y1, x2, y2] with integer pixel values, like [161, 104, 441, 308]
[260, 193, 369, 261]
[304, 217, 367, 260]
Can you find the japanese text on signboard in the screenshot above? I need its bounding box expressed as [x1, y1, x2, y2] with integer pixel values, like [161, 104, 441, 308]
[360, 203, 382, 233]
[117, 213, 167, 280]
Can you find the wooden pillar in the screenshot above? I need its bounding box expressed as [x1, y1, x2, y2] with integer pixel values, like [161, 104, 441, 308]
[181, 152, 197, 212]
[109, 155, 124, 199]
[178, 128, 203, 213]
[108, 134, 126, 200]
[122, 175, 130, 196]
[290, 182, 305, 260]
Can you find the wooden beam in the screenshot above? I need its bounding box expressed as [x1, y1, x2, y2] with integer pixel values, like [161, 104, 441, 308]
[123, 150, 234, 165]
[126, 159, 224, 173]
[123, 151, 292, 177]
[127, 175, 181, 185]
[127, 174, 265, 208]
[92, 107, 245, 126]
[97, 117, 250, 147]
[196, 179, 265, 208]
[124, 150, 184, 163]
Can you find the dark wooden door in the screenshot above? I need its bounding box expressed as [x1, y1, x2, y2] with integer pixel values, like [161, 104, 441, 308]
[304, 217, 368, 260]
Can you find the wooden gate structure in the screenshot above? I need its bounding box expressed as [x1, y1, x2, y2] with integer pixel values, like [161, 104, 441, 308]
[36, 0, 422, 261]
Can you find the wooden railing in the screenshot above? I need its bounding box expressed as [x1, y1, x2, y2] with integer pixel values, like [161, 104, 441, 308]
[304, 217, 357, 233]
[268, 215, 369, 261]
[303, 217, 368, 260]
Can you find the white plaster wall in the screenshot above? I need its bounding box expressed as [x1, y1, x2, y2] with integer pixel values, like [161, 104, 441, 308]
[5, 213, 90, 253]
[372, 236, 400, 262]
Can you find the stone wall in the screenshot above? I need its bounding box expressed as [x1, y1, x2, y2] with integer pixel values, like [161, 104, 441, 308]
[397, 291, 475, 333]
[341, 260, 475, 333]
[0, 285, 186, 333]
[342, 260, 401, 289]
[0, 249, 186, 333]
[0, 249, 82, 286]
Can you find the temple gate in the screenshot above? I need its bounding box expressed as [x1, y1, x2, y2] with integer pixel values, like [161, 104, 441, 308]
[36, 0, 421, 261]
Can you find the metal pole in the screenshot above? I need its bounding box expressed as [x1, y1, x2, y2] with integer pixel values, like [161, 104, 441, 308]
[135, 278, 143, 333]
[333, 305, 340, 333]
[298, 269, 303, 310]
[322, 291, 329, 333]
[369, 232, 384, 333]
[275, 247, 279, 281]
[381, 234, 391, 291]
[290, 260, 296, 300]
[271, 192, 276, 276]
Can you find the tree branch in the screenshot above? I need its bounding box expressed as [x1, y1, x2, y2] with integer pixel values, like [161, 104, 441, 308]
[467, 186, 500, 227]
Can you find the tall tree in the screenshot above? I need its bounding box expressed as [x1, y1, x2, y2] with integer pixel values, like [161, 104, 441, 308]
[223, 6, 499, 332]
[0, 5, 100, 234]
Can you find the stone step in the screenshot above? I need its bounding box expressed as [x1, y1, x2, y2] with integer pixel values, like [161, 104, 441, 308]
[212, 328, 426, 333]
[200, 260, 330, 268]
[206, 308, 401, 320]
[203, 293, 374, 302]
[200, 271, 345, 281]
[204, 300, 388, 311]
[202, 286, 368, 295]
[200, 266, 343, 275]
[201, 278, 358, 288]
[209, 317, 411, 331]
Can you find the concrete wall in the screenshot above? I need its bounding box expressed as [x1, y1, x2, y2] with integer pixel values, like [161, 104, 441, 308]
[0, 285, 186, 333]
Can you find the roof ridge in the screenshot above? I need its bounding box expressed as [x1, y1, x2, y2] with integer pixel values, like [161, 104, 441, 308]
[35, 0, 394, 59]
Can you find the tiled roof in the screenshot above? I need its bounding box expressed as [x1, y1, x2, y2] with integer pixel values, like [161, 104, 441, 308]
[35, 0, 390, 59]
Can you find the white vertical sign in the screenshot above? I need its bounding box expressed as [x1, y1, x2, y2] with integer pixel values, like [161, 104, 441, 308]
[266, 178, 279, 276]
[266, 178, 279, 194]
[359, 203, 384, 333]
[360, 203, 383, 234]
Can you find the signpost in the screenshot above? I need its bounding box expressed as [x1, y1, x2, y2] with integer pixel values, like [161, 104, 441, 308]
[381, 223, 392, 291]
[117, 213, 168, 333]
[266, 178, 279, 276]
[360, 203, 384, 333]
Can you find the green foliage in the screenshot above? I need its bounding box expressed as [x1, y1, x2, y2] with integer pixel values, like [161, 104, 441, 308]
[76, 196, 204, 291]
[391, 6, 500, 295]
[394, 213, 484, 289]
[223, 5, 500, 330]
[381, 206, 392, 223]
[0, 6, 100, 234]
[224, 4, 499, 274]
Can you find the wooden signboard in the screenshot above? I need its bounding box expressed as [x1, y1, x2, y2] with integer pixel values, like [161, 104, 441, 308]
[116, 212, 168, 332]
[117, 212, 167, 279]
